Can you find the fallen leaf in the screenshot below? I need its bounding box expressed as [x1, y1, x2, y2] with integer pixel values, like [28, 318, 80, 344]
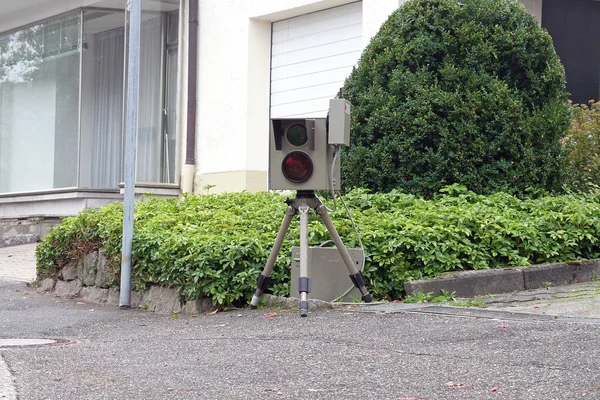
[76, 302, 85, 305]
[497, 324, 508, 329]
[490, 386, 499, 392]
[264, 387, 280, 392]
[265, 312, 277, 318]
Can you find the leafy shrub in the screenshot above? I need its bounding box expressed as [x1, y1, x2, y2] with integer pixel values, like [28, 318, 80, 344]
[342, 0, 570, 197]
[562, 101, 600, 191]
[37, 188, 600, 305]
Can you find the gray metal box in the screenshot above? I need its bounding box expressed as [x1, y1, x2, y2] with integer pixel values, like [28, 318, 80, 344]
[290, 246, 363, 302]
[328, 99, 351, 146]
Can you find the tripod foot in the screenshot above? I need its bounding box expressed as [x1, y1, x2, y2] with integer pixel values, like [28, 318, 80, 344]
[362, 294, 373, 303]
[300, 300, 308, 317]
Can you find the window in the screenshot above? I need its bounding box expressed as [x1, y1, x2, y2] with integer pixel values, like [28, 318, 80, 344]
[80, 10, 179, 188]
[0, 8, 179, 194]
[0, 14, 81, 193]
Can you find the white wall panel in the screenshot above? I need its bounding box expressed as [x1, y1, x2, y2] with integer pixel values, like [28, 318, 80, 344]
[271, 2, 362, 118]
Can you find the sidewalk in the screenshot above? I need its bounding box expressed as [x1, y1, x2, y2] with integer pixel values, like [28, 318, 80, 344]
[1, 242, 600, 321]
[0, 243, 37, 283]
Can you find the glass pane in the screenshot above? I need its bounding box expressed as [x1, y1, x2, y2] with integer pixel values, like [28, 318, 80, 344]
[0, 14, 81, 193]
[166, 48, 178, 183]
[136, 16, 164, 183]
[80, 11, 126, 189]
[79, 8, 179, 188]
[167, 12, 179, 46]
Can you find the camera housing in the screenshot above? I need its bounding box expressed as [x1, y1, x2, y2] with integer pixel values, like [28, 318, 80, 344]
[268, 99, 350, 191]
[268, 117, 340, 190]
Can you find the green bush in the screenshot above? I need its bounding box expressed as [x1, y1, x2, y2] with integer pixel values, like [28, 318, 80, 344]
[342, 0, 570, 197]
[562, 101, 600, 191]
[37, 189, 600, 305]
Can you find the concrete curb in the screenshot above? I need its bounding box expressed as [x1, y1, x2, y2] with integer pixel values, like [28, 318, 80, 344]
[0, 235, 39, 248]
[404, 259, 600, 298]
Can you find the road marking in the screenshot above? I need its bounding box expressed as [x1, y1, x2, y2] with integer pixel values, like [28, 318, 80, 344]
[0, 354, 17, 400]
[0, 339, 58, 348]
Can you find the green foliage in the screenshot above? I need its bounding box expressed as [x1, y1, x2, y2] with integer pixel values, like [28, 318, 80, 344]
[562, 101, 600, 191]
[342, 0, 570, 197]
[404, 289, 456, 303]
[448, 296, 487, 308]
[37, 188, 600, 306]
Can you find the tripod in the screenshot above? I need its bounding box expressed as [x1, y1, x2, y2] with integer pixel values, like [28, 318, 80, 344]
[250, 190, 373, 316]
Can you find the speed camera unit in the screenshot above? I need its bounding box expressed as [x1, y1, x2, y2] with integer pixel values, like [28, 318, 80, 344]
[268, 99, 350, 191]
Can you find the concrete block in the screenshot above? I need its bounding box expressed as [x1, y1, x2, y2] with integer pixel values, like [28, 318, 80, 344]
[522, 263, 579, 289]
[60, 264, 78, 282]
[181, 298, 213, 314]
[0, 234, 39, 248]
[94, 252, 111, 288]
[142, 286, 182, 314]
[54, 279, 82, 298]
[80, 287, 109, 304]
[37, 277, 56, 292]
[572, 259, 600, 282]
[404, 269, 524, 298]
[77, 251, 98, 286]
[106, 288, 144, 308]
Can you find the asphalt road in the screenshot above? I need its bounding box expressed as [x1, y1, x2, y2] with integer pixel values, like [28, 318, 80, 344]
[1, 279, 599, 400]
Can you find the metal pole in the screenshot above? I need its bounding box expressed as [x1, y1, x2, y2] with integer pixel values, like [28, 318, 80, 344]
[298, 202, 310, 317]
[120, 0, 141, 308]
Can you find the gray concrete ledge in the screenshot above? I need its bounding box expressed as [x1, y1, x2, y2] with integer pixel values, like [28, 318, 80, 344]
[404, 259, 600, 298]
[0, 234, 39, 248]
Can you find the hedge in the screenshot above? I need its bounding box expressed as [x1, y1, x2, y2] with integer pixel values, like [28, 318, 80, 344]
[37, 188, 600, 305]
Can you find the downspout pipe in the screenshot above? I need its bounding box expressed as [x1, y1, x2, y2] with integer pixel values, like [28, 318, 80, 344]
[182, 0, 198, 193]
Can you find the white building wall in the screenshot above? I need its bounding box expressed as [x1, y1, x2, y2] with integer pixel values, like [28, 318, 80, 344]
[195, 0, 401, 193]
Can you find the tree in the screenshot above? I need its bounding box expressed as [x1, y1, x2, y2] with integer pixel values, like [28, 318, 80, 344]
[342, 0, 570, 197]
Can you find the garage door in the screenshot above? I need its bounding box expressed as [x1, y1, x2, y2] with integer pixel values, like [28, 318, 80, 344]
[270, 2, 363, 118]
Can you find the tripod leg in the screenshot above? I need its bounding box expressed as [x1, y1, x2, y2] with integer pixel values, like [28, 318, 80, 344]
[316, 204, 373, 303]
[298, 203, 311, 317]
[250, 206, 295, 309]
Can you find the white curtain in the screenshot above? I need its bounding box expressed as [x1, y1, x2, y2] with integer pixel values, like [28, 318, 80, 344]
[137, 17, 163, 183]
[91, 27, 124, 188]
[90, 17, 164, 187]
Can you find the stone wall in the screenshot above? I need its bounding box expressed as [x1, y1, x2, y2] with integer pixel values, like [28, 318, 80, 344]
[37, 250, 213, 314]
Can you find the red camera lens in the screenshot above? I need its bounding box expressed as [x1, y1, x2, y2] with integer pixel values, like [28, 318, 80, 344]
[282, 151, 313, 183]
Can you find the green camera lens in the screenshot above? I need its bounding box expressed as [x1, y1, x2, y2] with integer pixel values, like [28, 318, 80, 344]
[286, 124, 308, 147]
